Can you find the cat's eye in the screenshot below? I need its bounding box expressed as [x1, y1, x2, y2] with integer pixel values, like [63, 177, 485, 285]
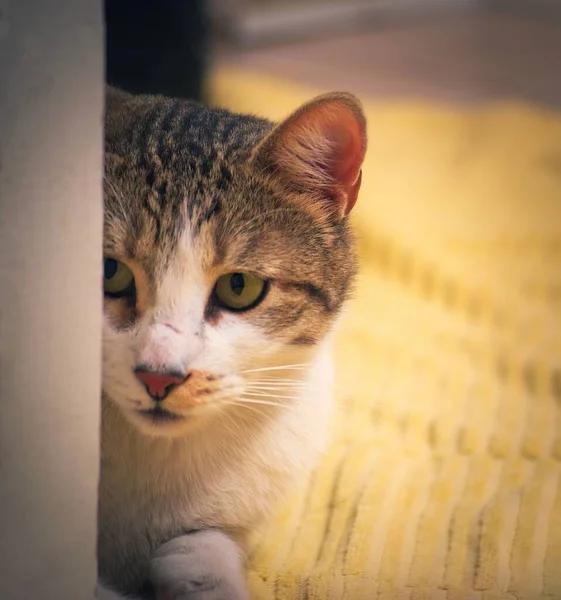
[104, 258, 135, 297]
[214, 273, 268, 311]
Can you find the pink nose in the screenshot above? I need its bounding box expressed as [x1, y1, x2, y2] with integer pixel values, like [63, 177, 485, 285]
[134, 367, 187, 401]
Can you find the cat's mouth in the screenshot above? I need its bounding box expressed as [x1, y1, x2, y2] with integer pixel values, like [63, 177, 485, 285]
[137, 406, 186, 423]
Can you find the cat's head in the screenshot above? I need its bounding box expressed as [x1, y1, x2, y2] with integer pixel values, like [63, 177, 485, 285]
[103, 87, 367, 437]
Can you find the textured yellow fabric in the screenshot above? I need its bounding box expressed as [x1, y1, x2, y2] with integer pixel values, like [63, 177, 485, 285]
[210, 68, 561, 600]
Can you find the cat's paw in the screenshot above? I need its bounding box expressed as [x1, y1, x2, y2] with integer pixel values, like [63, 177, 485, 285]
[149, 530, 250, 600]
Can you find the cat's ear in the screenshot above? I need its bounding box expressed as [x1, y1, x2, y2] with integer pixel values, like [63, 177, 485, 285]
[251, 92, 367, 219]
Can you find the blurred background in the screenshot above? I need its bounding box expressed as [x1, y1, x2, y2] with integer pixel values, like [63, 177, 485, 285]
[106, 0, 561, 109]
[212, 0, 561, 109]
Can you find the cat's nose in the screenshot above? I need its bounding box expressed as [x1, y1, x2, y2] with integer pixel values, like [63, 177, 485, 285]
[134, 366, 188, 401]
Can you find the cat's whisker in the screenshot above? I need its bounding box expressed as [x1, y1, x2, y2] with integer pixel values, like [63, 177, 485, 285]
[246, 377, 310, 384]
[240, 363, 312, 374]
[250, 377, 308, 384]
[242, 391, 301, 401]
[243, 393, 302, 401]
[244, 387, 306, 395]
[237, 397, 288, 408]
[244, 382, 309, 390]
[218, 400, 274, 421]
[218, 399, 287, 423]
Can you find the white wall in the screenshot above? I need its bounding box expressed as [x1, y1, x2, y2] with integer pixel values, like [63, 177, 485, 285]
[0, 1, 104, 598]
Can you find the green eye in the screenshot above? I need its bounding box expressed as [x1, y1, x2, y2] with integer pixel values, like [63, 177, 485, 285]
[214, 272, 268, 311]
[104, 258, 135, 297]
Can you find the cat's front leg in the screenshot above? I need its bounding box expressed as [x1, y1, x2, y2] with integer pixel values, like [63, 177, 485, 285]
[149, 529, 250, 600]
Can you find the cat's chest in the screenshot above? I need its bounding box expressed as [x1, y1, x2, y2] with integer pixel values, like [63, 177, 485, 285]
[99, 427, 288, 533]
[99, 440, 241, 590]
[101, 441, 222, 528]
[98, 426, 296, 594]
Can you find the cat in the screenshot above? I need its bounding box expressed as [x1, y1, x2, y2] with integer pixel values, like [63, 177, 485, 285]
[97, 86, 367, 600]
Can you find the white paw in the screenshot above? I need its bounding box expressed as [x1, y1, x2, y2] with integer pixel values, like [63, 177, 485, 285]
[149, 530, 250, 600]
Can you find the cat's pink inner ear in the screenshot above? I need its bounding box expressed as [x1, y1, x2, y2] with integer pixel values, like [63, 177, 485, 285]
[254, 94, 367, 218]
[310, 102, 366, 215]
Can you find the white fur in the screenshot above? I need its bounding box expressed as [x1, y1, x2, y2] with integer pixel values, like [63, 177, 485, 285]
[99, 226, 336, 597]
[149, 530, 249, 599]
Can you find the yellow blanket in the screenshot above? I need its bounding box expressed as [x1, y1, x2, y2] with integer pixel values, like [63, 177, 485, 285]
[210, 68, 561, 600]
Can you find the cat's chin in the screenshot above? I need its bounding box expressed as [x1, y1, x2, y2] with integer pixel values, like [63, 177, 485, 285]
[125, 406, 207, 438]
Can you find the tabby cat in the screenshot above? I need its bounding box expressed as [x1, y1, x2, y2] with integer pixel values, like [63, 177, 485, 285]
[97, 87, 367, 600]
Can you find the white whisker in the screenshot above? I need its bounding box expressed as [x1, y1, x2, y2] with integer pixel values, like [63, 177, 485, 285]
[243, 388, 305, 396]
[219, 400, 273, 420]
[243, 391, 300, 401]
[250, 377, 307, 384]
[240, 363, 312, 374]
[218, 399, 288, 422]
[238, 397, 288, 408]
[244, 383, 309, 391]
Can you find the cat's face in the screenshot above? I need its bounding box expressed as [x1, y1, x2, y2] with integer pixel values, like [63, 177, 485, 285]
[103, 89, 366, 437]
